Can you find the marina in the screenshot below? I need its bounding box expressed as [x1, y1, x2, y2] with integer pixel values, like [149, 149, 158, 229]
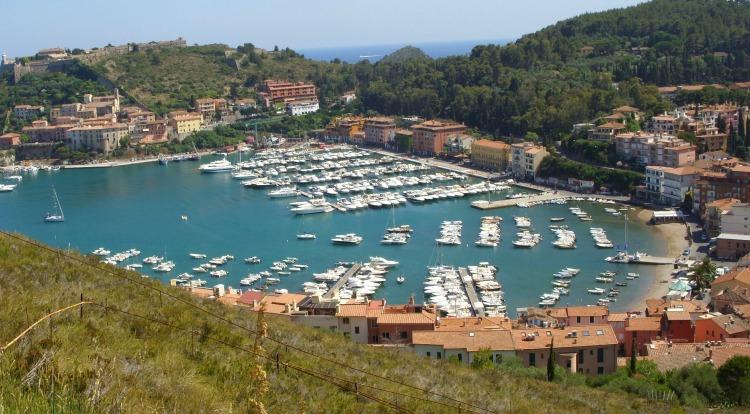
[0, 145, 676, 315]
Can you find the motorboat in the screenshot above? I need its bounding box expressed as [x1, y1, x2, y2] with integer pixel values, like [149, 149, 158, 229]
[550, 217, 565, 222]
[268, 186, 299, 198]
[396, 276, 405, 284]
[291, 199, 333, 215]
[199, 158, 235, 173]
[244, 256, 261, 264]
[189, 253, 207, 259]
[587, 287, 606, 294]
[210, 269, 228, 277]
[296, 233, 316, 240]
[387, 225, 413, 234]
[369, 257, 398, 267]
[331, 233, 363, 245]
[92, 247, 111, 256]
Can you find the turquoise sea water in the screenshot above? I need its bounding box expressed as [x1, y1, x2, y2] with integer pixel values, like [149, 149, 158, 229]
[0, 157, 669, 315]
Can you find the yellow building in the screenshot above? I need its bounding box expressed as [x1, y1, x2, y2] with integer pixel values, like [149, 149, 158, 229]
[471, 139, 510, 171]
[169, 113, 202, 135]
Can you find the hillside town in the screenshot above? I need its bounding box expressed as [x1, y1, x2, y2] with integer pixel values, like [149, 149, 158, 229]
[2, 42, 750, 380]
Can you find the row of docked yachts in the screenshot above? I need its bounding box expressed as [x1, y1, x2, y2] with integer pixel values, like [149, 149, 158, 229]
[549, 225, 576, 249]
[467, 263, 506, 317]
[590, 227, 614, 248]
[569, 206, 593, 222]
[382, 224, 413, 245]
[436, 220, 462, 246]
[424, 266, 472, 317]
[404, 182, 509, 203]
[475, 216, 502, 247]
[511, 217, 541, 248]
[303, 257, 400, 300]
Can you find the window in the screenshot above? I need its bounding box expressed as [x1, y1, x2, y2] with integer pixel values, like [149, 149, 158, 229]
[566, 360, 571, 369]
[590, 316, 595, 323]
[596, 329, 604, 336]
[400, 331, 408, 339]
[437, 352, 442, 359]
[583, 330, 590, 337]
[426, 351, 431, 357]
[342, 317, 350, 324]
[382, 332, 390, 339]
[457, 354, 463, 362]
[529, 353, 536, 367]
[578, 350, 584, 364]
[598, 367, 604, 375]
[597, 348, 604, 363]
[354, 326, 360, 334]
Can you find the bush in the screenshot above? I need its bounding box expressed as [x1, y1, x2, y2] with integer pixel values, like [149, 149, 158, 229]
[717, 355, 750, 406]
[666, 363, 724, 408]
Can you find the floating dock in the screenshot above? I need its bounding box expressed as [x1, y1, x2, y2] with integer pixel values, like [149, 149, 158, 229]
[323, 263, 362, 299]
[458, 267, 485, 317]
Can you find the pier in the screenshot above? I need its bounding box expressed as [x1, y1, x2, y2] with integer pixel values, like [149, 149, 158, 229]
[472, 190, 630, 210]
[323, 263, 362, 299]
[458, 267, 485, 317]
[630, 254, 675, 265]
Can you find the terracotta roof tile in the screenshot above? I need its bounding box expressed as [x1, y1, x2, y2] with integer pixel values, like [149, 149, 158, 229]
[412, 330, 514, 352]
[565, 306, 608, 317]
[626, 316, 662, 332]
[511, 325, 618, 350]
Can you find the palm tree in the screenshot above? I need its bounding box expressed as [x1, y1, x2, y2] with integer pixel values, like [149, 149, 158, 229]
[691, 257, 717, 294]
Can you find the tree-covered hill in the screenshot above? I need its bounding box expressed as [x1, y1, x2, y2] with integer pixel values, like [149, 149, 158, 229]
[473, 0, 750, 83]
[379, 46, 431, 64]
[0, 233, 677, 413]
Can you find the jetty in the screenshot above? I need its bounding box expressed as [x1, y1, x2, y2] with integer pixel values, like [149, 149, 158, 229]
[629, 254, 675, 265]
[458, 267, 485, 317]
[472, 190, 630, 210]
[323, 263, 362, 299]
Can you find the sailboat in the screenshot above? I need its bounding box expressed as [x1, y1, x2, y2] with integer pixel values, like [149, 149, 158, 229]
[381, 204, 411, 245]
[44, 186, 64, 223]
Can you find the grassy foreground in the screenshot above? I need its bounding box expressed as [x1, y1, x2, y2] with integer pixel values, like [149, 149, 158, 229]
[0, 233, 676, 413]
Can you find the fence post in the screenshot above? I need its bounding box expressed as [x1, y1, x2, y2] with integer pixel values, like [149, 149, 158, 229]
[79, 293, 84, 320]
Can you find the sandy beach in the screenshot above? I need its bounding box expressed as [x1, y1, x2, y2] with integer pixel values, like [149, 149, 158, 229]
[627, 208, 691, 311]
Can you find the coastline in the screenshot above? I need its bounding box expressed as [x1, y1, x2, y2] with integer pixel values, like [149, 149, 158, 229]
[625, 208, 690, 311]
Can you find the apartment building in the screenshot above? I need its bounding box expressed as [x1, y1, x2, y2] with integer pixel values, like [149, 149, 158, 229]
[644, 165, 698, 206]
[704, 198, 742, 237]
[693, 161, 750, 213]
[259, 79, 317, 107]
[470, 139, 510, 171]
[511, 325, 619, 375]
[720, 203, 750, 235]
[511, 142, 549, 179]
[194, 98, 227, 120]
[168, 112, 203, 135]
[363, 117, 396, 148]
[410, 120, 466, 155]
[13, 104, 44, 120]
[587, 122, 625, 141]
[22, 120, 76, 142]
[614, 133, 695, 167]
[286, 99, 319, 116]
[65, 123, 129, 154]
[324, 116, 365, 142]
[649, 115, 678, 134]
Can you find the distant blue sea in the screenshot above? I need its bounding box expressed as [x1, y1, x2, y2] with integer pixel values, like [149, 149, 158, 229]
[297, 39, 512, 63]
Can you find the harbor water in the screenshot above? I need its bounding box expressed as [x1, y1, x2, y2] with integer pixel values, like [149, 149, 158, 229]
[1, 156, 671, 315]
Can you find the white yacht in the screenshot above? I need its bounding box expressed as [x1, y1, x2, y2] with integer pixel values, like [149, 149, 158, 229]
[331, 233, 363, 245]
[0, 184, 17, 192]
[369, 257, 398, 267]
[296, 233, 316, 240]
[291, 199, 333, 215]
[199, 158, 235, 173]
[268, 186, 299, 198]
[189, 253, 207, 259]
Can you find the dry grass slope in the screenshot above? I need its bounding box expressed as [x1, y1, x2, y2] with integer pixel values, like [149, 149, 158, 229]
[0, 233, 674, 413]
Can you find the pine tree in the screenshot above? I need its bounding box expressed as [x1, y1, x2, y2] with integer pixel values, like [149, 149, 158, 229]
[629, 335, 637, 377]
[547, 338, 555, 382]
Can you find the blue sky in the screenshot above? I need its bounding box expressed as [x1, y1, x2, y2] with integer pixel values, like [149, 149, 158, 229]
[1, 0, 645, 58]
